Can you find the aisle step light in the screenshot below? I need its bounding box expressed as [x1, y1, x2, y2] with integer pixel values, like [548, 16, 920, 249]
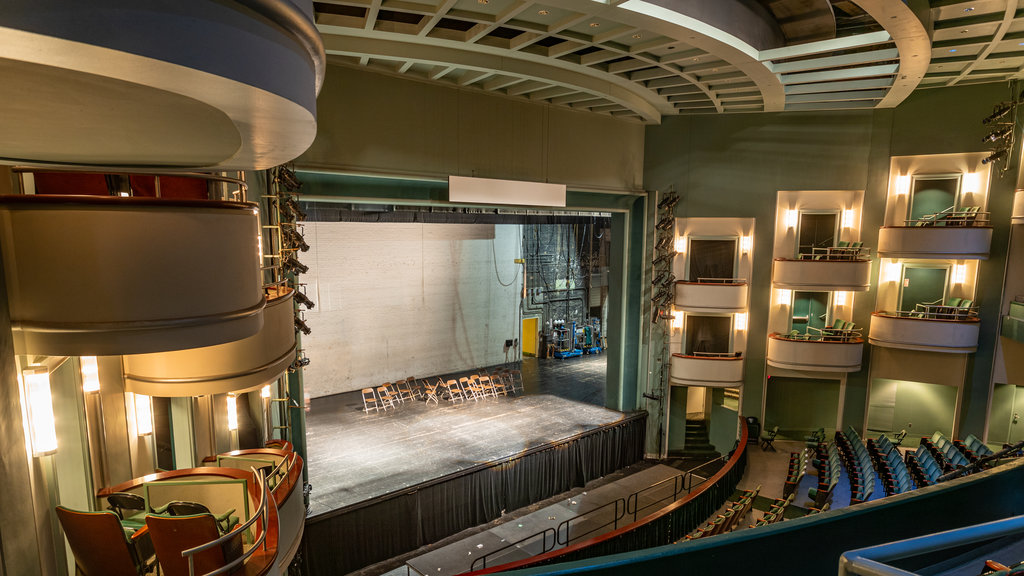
[734, 312, 748, 331]
[80, 356, 100, 393]
[227, 394, 238, 431]
[135, 393, 153, 436]
[24, 367, 57, 456]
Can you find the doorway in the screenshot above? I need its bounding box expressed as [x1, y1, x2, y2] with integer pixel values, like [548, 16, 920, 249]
[684, 315, 732, 354]
[797, 212, 838, 257]
[910, 175, 959, 221]
[764, 376, 841, 439]
[791, 291, 830, 335]
[899, 266, 948, 311]
[687, 238, 737, 281]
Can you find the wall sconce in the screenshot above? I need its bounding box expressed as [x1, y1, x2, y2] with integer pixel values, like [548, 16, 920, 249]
[842, 209, 855, 229]
[776, 289, 791, 304]
[673, 236, 687, 254]
[261, 385, 271, 399]
[784, 209, 798, 229]
[734, 312, 748, 331]
[24, 367, 57, 456]
[740, 235, 753, 253]
[834, 291, 848, 307]
[670, 313, 683, 329]
[883, 261, 902, 284]
[227, 394, 238, 431]
[895, 174, 911, 196]
[80, 356, 100, 393]
[953, 263, 967, 284]
[962, 172, 980, 195]
[135, 394, 153, 436]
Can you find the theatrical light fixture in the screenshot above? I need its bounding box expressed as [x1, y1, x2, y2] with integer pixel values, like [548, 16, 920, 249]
[784, 209, 798, 229]
[295, 317, 312, 336]
[652, 251, 675, 266]
[653, 271, 669, 286]
[740, 235, 752, 253]
[655, 236, 672, 250]
[135, 393, 153, 436]
[983, 102, 1013, 125]
[291, 356, 311, 371]
[277, 166, 302, 191]
[982, 149, 1008, 165]
[226, 394, 238, 431]
[280, 196, 307, 221]
[655, 216, 674, 230]
[80, 356, 100, 393]
[674, 236, 687, 253]
[283, 227, 310, 252]
[294, 290, 316, 309]
[658, 195, 679, 210]
[651, 287, 670, 302]
[283, 254, 309, 275]
[895, 174, 911, 196]
[983, 126, 1012, 143]
[734, 312, 748, 331]
[23, 367, 57, 456]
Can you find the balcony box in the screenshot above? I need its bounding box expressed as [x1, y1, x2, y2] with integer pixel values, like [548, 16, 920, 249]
[124, 287, 296, 397]
[766, 333, 864, 372]
[670, 354, 744, 387]
[772, 258, 871, 291]
[869, 312, 980, 353]
[0, 196, 264, 356]
[1014, 191, 1024, 225]
[877, 226, 992, 259]
[674, 280, 748, 312]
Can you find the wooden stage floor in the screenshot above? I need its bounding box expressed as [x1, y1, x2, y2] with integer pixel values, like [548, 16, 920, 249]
[306, 357, 620, 517]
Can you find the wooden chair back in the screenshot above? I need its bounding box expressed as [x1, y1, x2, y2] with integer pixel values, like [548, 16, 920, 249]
[146, 513, 228, 576]
[56, 506, 143, 576]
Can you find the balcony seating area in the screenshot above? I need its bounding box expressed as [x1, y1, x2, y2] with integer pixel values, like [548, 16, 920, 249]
[798, 241, 871, 261]
[685, 485, 762, 539]
[783, 449, 810, 497]
[362, 369, 523, 412]
[780, 319, 861, 342]
[905, 205, 990, 227]
[808, 442, 841, 508]
[957, 434, 995, 460]
[835, 427, 876, 505]
[906, 297, 979, 320]
[750, 494, 796, 527]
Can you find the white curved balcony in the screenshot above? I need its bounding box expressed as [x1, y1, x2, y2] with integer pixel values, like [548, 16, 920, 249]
[1014, 191, 1024, 225]
[670, 353, 744, 387]
[674, 280, 748, 313]
[0, 195, 264, 356]
[0, 0, 323, 170]
[766, 333, 864, 372]
[123, 287, 295, 397]
[869, 312, 981, 353]
[772, 258, 871, 291]
[877, 226, 992, 260]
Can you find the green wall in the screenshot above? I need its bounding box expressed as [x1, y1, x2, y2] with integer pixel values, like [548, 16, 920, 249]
[764, 377, 840, 439]
[867, 379, 957, 438]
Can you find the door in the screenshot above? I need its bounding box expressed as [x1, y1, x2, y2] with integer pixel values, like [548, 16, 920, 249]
[899, 267, 948, 311]
[684, 315, 731, 354]
[687, 238, 737, 281]
[1010, 386, 1024, 444]
[797, 212, 838, 257]
[910, 176, 959, 221]
[521, 317, 539, 357]
[792, 291, 830, 334]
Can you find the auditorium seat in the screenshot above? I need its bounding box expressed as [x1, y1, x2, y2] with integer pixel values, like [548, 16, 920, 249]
[146, 513, 241, 576]
[56, 506, 155, 576]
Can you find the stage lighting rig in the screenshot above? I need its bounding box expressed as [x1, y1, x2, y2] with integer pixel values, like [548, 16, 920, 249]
[294, 317, 311, 335]
[655, 216, 673, 230]
[983, 102, 1014, 125]
[279, 196, 307, 222]
[983, 126, 1013, 143]
[282, 254, 309, 275]
[294, 290, 315, 309]
[276, 166, 302, 191]
[655, 236, 672, 250]
[283, 226, 310, 252]
[652, 251, 676, 266]
[982, 148, 1008, 165]
[657, 195, 679, 210]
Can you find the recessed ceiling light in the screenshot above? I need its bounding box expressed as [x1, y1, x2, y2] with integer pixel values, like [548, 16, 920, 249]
[589, 22, 600, 27]
[961, 29, 969, 33]
[964, 6, 974, 11]
[537, 9, 548, 15]
[478, 0, 488, 4]
[949, 48, 957, 52]
[1019, 41, 1024, 45]
[632, 33, 642, 39]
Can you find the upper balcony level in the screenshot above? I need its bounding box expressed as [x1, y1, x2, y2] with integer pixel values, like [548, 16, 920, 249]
[1014, 191, 1024, 225]
[772, 246, 871, 291]
[869, 311, 980, 353]
[670, 353, 744, 387]
[766, 332, 864, 372]
[674, 279, 748, 313]
[878, 209, 992, 260]
[0, 179, 264, 356]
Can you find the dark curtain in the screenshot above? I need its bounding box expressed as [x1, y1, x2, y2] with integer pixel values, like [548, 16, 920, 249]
[302, 413, 647, 576]
[688, 239, 736, 281]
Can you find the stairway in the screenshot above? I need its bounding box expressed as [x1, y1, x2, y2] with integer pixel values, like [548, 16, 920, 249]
[676, 419, 720, 458]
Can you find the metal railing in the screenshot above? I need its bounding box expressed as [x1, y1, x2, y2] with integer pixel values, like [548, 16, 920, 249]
[181, 469, 270, 576]
[936, 438, 1024, 482]
[469, 528, 556, 572]
[12, 166, 247, 202]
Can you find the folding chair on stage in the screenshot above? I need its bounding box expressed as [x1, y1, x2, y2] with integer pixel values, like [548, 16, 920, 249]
[362, 388, 383, 413]
[423, 380, 441, 405]
[376, 385, 397, 410]
[445, 379, 466, 403]
[460, 376, 483, 400]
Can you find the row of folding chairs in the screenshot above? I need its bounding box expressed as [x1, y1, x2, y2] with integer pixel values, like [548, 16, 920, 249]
[361, 377, 427, 412]
[783, 449, 809, 498]
[685, 485, 761, 540]
[809, 442, 840, 509]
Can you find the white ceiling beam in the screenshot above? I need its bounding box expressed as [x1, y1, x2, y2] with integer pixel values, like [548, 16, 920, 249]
[464, 1, 534, 43]
[429, 65, 457, 79]
[416, 0, 462, 36]
[780, 63, 899, 84]
[397, 60, 415, 73]
[946, 2, 1017, 86]
[458, 69, 493, 85]
[548, 41, 586, 59]
[784, 77, 893, 95]
[364, 0, 383, 30]
[552, 92, 597, 105]
[529, 85, 578, 100]
[759, 30, 892, 61]
[769, 48, 900, 74]
[483, 75, 526, 91]
[507, 79, 549, 95]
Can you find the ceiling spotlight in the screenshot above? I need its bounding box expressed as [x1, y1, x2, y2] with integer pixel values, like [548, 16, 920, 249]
[537, 9, 549, 15]
[632, 33, 642, 39]
[589, 22, 599, 27]
[983, 126, 1013, 143]
[983, 102, 1014, 124]
[294, 317, 312, 336]
[294, 290, 316, 310]
[982, 148, 1008, 165]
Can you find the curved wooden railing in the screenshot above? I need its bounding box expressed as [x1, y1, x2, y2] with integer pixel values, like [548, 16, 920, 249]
[201, 444, 303, 505]
[461, 416, 749, 575]
[183, 470, 271, 576]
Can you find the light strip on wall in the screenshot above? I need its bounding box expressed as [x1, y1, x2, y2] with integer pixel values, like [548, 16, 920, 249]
[740, 235, 753, 253]
[785, 209, 799, 229]
[80, 356, 100, 393]
[227, 395, 238, 431]
[962, 172, 980, 195]
[135, 394, 153, 436]
[24, 367, 57, 456]
[734, 312, 748, 331]
[895, 174, 911, 196]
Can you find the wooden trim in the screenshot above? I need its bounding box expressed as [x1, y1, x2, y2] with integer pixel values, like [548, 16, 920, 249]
[772, 257, 869, 263]
[872, 311, 980, 324]
[0, 193, 257, 211]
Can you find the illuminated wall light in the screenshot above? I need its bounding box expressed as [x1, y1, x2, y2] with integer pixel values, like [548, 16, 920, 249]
[674, 236, 687, 253]
[24, 367, 57, 456]
[227, 394, 239, 431]
[739, 235, 753, 253]
[834, 291, 848, 307]
[135, 394, 153, 436]
[784, 209, 799, 229]
[962, 172, 980, 195]
[883, 261, 902, 283]
[670, 313, 683, 329]
[261, 385, 271, 399]
[776, 289, 791, 304]
[895, 174, 911, 196]
[734, 312, 748, 331]
[842, 209, 855, 229]
[80, 356, 100, 393]
[953, 263, 967, 284]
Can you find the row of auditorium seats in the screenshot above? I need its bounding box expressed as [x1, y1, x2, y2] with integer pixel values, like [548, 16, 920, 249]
[686, 485, 762, 539]
[809, 442, 840, 508]
[908, 445, 944, 487]
[835, 427, 875, 504]
[750, 493, 795, 527]
[956, 433, 995, 461]
[921, 431, 971, 469]
[783, 449, 809, 498]
[867, 434, 914, 496]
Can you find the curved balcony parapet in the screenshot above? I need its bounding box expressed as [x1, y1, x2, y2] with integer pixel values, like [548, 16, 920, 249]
[0, 195, 264, 355]
[674, 280, 748, 313]
[877, 226, 992, 260]
[766, 333, 864, 372]
[123, 287, 295, 397]
[670, 353, 744, 387]
[772, 258, 871, 291]
[869, 311, 981, 353]
[1014, 191, 1024, 225]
